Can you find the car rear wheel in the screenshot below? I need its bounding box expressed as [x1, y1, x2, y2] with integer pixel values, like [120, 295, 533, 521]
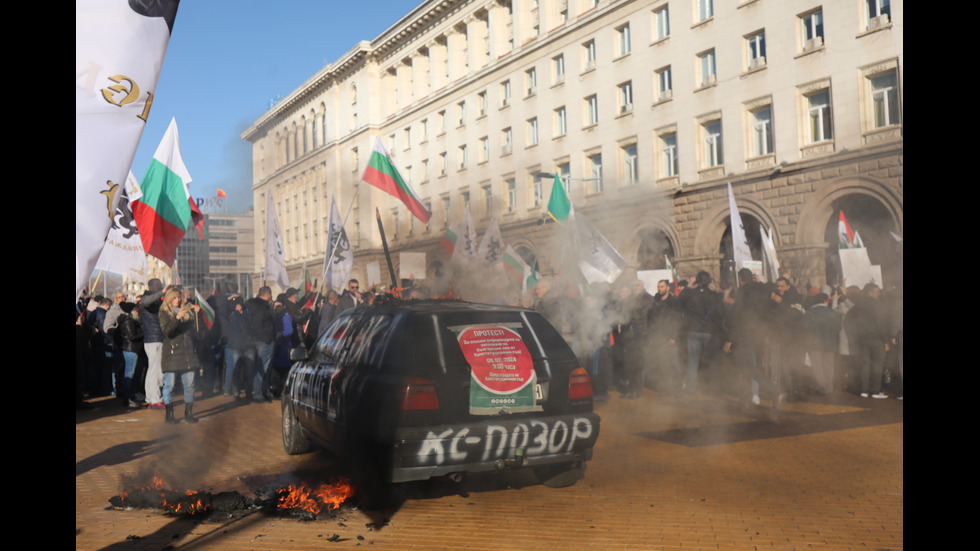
[534, 462, 586, 488]
[282, 400, 311, 455]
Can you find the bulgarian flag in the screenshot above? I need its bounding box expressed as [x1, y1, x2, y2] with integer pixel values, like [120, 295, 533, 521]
[362, 137, 431, 224]
[546, 174, 571, 224]
[441, 226, 457, 254]
[194, 289, 215, 329]
[503, 245, 528, 285]
[838, 211, 857, 249]
[132, 118, 193, 266]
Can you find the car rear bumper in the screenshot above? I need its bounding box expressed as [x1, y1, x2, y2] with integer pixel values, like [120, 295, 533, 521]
[389, 412, 600, 483]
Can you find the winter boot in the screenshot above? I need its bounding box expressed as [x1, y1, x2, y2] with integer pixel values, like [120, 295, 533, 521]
[165, 404, 178, 424]
[184, 403, 198, 423]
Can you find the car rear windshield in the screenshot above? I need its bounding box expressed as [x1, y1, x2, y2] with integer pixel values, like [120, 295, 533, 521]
[396, 308, 576, 377]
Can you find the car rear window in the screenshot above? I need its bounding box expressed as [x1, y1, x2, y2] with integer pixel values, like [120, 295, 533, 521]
[401, 309, 576, 376]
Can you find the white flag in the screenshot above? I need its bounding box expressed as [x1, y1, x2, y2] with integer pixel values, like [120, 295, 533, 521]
[95, 172, 149, 282]
[323, 197, 353, 293]
[727, 182, 753, 271]
[453, 205, 479, 263]
[265, 193, 290, 289]
[572, 210, 626, 284]
[76, 0, 180, 299]
[762, 226, 780, 282]
[477, 216, 504, 264]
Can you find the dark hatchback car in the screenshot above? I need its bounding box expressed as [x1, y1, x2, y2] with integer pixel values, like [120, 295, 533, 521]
[281, 300, 600, 488]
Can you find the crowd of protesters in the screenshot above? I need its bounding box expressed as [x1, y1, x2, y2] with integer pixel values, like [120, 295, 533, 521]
[528, 269, 903, 410]
[77, 269, 902, 421]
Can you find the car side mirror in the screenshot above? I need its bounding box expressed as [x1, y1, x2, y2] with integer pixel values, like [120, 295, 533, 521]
[288, 345, 308, 362]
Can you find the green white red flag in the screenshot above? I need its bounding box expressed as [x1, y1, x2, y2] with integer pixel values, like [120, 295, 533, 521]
[838, 211, 862, 249]
[132, 118, 194, 267]
[362, 138, 431, 223]
[194, 289, 215, 329]
[75, 0, 180, 298]
[441, 226, 457, 254]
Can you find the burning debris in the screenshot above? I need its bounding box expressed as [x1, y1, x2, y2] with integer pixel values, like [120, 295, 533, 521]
[108, 472, 355, 520]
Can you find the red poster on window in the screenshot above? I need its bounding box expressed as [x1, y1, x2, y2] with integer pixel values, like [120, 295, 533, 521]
[456, 325, 538, 414]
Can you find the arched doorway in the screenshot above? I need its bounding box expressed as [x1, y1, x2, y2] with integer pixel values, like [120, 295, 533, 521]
[823, 195, 902, 289]
[636, 227, 676, 271]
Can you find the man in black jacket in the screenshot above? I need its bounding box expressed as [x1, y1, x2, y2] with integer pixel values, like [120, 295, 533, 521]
[245, 286, 276, 402]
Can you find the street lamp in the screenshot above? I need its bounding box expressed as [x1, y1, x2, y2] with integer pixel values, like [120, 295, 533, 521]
[534, 171, 602, 194]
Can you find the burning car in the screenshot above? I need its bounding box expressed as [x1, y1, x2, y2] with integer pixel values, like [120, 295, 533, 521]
[281, 300, 600, 488]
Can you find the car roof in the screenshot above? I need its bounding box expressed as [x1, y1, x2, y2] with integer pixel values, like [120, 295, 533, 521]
[367, 298, 533, 316]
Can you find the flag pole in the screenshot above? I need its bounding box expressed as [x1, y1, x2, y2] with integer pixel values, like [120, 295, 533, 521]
[375, 208, 398, 289]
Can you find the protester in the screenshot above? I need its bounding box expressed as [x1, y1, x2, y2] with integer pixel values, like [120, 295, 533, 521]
[140, 279, 167, 410]
[159, 288, 201, 423]
[679, 271, 723, 394]
[115, 302, 143, 407]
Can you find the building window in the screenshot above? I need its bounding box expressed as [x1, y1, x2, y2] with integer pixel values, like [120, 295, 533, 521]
[870, 71, 900, 129]
[438, 110, 447, 133]
[866, 0, 891, 30]
[618, 82, 633, 114]
[750, 106, 773, 157]
[442, 196, 451, 228]
[616, 24, 631, 56]
[478, 91, 488, 116]
[480, 136, 490, 162]
[583, 39, 597, 71]
[800, 9, 824, 51]
[403, 127, 411, 149]
[501, 80, 512, 107]
[653, 5, 670, 40]
[696, 0, 713, 22]
[458, 145, 467, 170]
[656, 66, 672, 101]
[553, 54, 565, 84]
[483, 184, 493, 215]
[457, 101, 466, 126]
[621, 143, 638, 184]
[532, 173, 543, 206]
[439, 151, 448, 176]
[585, 94, 599, 126]
[745, 31, 766, 70]
[525, 68, 537, 96]
[806, 89, 833, 143]
[698, 49, 716, 87]
[554, 106, 567, 137]
[502, 127, 513, 155]
[421, 159, 429, 180]
[702, 120, 723, 168]
[507, 178, 517, 212]
[527, 117, 539, 146]
[660, 131, 678, 178]
[586, 153, 603, 193]
[556, 161, 571, 193]
[421, 118, 429, 141]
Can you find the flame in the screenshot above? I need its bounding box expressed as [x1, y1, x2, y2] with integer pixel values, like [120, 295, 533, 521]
[276, 479, 354, 515]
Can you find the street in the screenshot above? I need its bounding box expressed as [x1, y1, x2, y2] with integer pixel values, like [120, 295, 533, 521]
[76, 389, 902, 550]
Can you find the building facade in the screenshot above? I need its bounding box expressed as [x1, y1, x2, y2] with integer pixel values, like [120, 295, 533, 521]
[243, 0, 902, 293]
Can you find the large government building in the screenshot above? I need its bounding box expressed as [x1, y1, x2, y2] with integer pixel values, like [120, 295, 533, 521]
[242, 0, 902, 294]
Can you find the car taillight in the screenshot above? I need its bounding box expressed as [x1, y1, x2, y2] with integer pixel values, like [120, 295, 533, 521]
[399, 377, 440, 411]
[568, 367, 593, 400]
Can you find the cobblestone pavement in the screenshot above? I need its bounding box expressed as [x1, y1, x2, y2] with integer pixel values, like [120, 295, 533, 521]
[76, 389, 902, 550]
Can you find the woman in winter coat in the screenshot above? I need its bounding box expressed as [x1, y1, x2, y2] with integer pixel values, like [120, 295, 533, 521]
[159, 288, 202, 423]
